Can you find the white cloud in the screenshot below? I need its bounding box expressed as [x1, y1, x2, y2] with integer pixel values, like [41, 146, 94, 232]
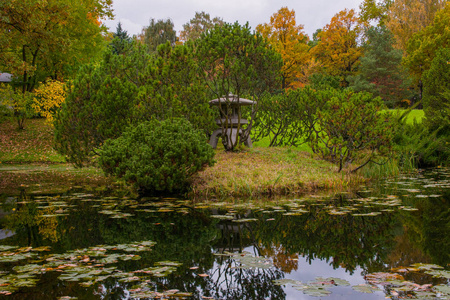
[104, 0, 363, 38]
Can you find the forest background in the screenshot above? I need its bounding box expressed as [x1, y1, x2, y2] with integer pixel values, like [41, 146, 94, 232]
[0, 0, 449, 195]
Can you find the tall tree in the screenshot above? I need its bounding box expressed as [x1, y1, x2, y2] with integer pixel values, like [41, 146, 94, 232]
[195, 22, 282, 150]
[179, 11, 223, 43]
[386, 0, 446, 51]
[312, 9, 363, 87]
[359, 0, 392, 26]
[422, 47, 450, 132]
[404, 2, 450, 86]
[348, 25, 411, 107]
[256, 7, 311, 89]
[110, 22, 132, 55]
[0, 0, 113, 90]
[139, 18, 177, 52]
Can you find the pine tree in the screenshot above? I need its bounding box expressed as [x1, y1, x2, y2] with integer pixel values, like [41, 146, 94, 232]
[348, 26, 411, 107]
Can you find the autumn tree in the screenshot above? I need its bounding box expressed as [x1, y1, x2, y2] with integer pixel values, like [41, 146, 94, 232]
[347, 25, 412, 107]
[139, 18, 177, 52]
[0, 0, 113, 91]
[179, 11, 223, 43]
[256, 7, 311, 89]
[386, 0, 446, 51]
[32, 80, 66, 125]
[403, 2, 450, 86]
[359, 0, 392, 26]
[312, 9, 364, 86]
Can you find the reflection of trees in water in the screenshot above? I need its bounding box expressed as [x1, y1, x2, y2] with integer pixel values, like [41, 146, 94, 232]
[213, 197, 399, 275]
[203, 259, 285, 299]
[371, 170, 450, 267]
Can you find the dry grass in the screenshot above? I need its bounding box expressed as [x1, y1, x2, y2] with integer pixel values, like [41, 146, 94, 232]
[190, 147, 367, 198]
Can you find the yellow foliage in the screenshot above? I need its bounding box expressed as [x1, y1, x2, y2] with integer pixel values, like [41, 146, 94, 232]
[386, 0, 446, 51]
[32, 80, 66, 125]
[312, 9, 364, 84]
[256, 7, 311, 89]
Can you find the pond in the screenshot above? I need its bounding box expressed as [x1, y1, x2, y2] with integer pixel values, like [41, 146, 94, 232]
[0, 168, 449, 299]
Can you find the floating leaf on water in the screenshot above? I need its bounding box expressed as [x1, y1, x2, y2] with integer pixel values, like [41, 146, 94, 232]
[352, 212, 382, 217]
[210, 215, 234, 220]
[232, 218, 258, 223]
[0, 246, 17, 252]
[352, 284, 380, 293]
[314, 277, 350, 286]
[273, 279, 303, 286]
[302, 286, 332, 297]
[411, 263, 444, 271]
[156, 261, 182, 267]
[425, 269, 450, 279]
[434, 284, 450, 295]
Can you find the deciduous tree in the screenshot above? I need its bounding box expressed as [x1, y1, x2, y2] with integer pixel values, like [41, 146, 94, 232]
[179, 11, 223, 43]
[312, 9, 363, 86]
[139, 18, 177, 52]
[256, 7, 311, 89]
[0, 0, 113, 91]
[404, 2, 450, 84]
[386, 0, 446, 51]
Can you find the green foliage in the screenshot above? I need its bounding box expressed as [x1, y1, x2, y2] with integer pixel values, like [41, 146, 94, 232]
[53, 50, 143, 166]
[252, 87, 327, 147]
[54, 41, 215, 166]
[98, 118, 215, 194]
[195, 22, 282, 150]
[422, 47, 450, 133]
[394, 121, 449, 167]
[143, 42, 216, 134]
[310, 89, 395, 172]
[179, 11, 224, 42]
[0, 84, 35, 129]
[140, 18, 177, 52]
[404, 2, 450, 83]
[347, 26, 412, 108]
[110, 22, 132, 55]
[308, 73, 341, 90]
[0, 0, 113, 92]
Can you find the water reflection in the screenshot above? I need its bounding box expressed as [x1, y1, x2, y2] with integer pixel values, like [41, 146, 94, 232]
[0, 168, 448, 299]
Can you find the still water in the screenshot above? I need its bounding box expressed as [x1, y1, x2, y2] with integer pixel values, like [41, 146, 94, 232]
[0, 168, 448, 299]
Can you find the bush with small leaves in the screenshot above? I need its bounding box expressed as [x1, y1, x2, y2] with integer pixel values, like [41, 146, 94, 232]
[98, 118, 215, 194]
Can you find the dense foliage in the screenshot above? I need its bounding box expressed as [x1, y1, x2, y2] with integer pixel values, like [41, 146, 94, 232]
[195, 22, 282, 150]
[98, 118, 215, 194]
[54, 41, 215, 166]
[422, 47, 450, 133]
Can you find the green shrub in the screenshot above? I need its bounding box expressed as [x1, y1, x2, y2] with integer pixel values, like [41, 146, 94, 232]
[98, 118, 215, 194]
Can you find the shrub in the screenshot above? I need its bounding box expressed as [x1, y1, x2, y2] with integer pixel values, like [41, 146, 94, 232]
[98, 118, 215, 194]
[310, 90, 395, 172]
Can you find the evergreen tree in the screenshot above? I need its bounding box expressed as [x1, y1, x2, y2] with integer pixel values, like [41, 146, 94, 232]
[110, 22, 132, 55]
[348, 26, 411, 107]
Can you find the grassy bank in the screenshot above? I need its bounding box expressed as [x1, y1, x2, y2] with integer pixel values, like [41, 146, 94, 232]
[1, 118, 366, 197]
[190, 147, 365, 198]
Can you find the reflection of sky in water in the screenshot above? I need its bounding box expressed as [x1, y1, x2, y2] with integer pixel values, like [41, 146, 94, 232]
[245, 245, 386, 299]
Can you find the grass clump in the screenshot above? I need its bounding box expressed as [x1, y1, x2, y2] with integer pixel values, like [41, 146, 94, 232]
[190, 147, 366, 198]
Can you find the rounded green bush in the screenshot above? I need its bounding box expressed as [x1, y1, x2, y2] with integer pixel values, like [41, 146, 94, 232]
[98, 118, 215, 194]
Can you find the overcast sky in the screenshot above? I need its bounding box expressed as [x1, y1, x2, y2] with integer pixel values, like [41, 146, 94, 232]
[103, 0, 364, 39]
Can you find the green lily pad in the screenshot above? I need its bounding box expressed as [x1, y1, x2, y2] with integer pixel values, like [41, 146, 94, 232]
[352, 284, 381, 293]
